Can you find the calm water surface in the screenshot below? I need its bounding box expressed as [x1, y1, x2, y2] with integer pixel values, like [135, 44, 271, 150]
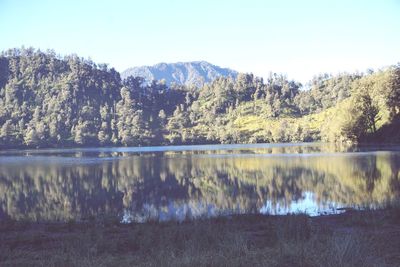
[0, 143, 399, 222]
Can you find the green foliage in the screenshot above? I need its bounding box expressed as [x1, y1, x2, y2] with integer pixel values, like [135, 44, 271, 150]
[296, 72, 362, 113]
[0, 48, 182, 148]
[386, 64, 400, 118]
[0, 48, 399, 148]
[321, 67, 399, 143]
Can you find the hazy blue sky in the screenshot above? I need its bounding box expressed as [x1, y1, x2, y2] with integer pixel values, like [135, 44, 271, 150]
[1, 0, 399, 83]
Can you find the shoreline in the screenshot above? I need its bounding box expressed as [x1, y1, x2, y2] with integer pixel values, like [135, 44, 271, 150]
[1, 141, 400, 156]
[1, 209, 399, 266]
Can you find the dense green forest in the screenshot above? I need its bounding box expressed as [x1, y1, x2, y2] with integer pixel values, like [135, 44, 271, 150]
[0, 48, 399, 148]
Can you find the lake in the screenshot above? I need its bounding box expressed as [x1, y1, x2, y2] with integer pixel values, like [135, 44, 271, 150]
[0, 143, 399, 223]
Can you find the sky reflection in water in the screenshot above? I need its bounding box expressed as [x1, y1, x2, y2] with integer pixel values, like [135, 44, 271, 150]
[0, 143, 399, 223]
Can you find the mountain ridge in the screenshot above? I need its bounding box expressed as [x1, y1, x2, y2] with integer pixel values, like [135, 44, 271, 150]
[121, 61, 238, 87]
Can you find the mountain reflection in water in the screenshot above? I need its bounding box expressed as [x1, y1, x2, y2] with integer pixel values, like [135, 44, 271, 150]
[0, 143, 399, 222]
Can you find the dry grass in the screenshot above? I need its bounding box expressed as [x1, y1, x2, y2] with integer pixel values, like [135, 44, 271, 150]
[0, 211, 399, 267]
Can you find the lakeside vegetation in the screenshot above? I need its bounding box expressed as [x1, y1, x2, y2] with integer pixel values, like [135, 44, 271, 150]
[0, 48, 399, 149]
[1, 48, 400, 267]
[1, 210, 399, 266]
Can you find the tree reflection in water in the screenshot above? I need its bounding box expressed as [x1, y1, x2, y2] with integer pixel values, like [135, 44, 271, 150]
[0, 144, 399, 222]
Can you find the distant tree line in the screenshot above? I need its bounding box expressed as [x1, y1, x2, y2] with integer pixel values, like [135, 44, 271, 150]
[0, 48, 399, 148]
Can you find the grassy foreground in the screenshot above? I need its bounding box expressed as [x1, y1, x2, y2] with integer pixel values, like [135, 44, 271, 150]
[1, 210, 400, 267]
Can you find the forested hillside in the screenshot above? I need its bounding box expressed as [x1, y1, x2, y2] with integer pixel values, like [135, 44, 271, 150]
[0, 48, 399, 148]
